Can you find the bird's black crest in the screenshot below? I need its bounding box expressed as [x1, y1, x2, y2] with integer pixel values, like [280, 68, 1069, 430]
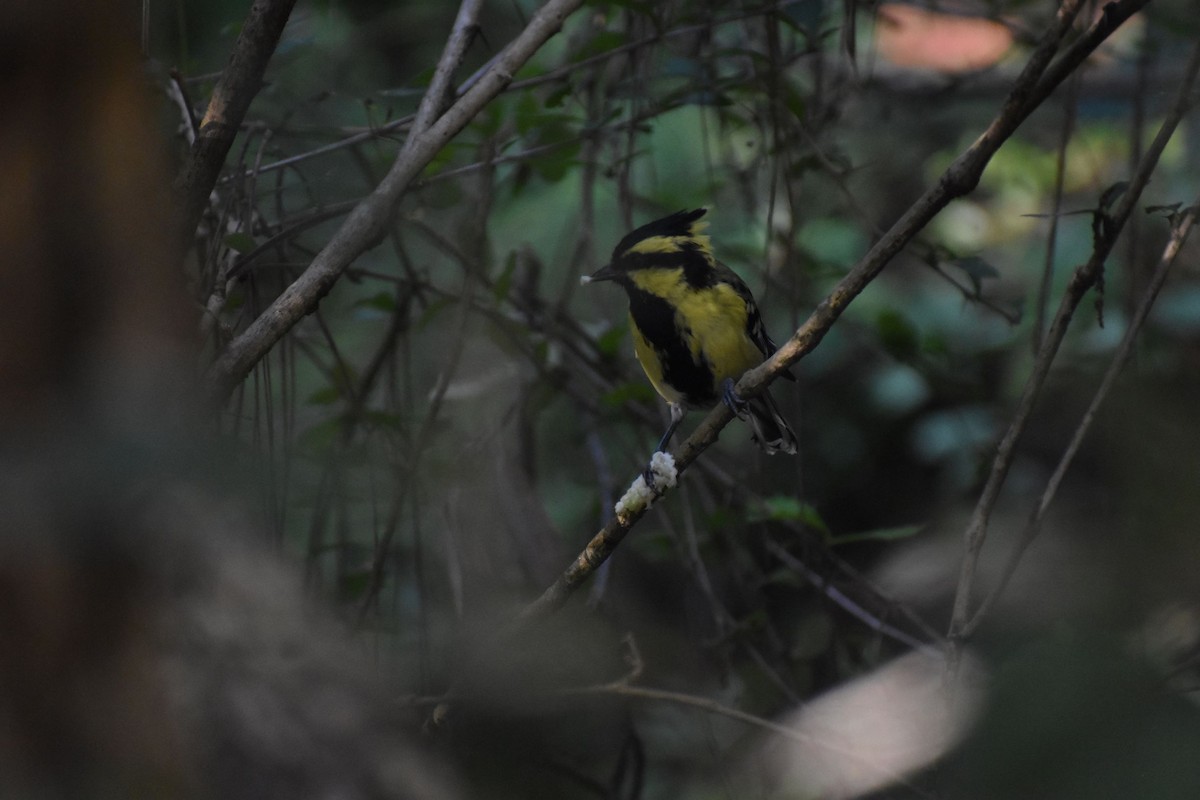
[612, 208, 707, 262]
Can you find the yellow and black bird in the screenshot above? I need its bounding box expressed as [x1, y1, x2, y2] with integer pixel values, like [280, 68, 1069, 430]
[585, 208, 798, 455]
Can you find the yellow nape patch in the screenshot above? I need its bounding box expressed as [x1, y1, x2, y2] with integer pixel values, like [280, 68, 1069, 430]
[626, 232, 713, 257]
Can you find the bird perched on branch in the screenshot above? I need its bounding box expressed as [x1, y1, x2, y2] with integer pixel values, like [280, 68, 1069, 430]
[583, 208, 797, 456]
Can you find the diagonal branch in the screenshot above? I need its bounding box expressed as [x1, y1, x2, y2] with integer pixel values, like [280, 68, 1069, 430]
[964, 198, 1200, 640]
[950, 38, 1200, 642]
[521, 0, 1152, 621]
[410, 0, 484, 140]
[202, 0, 586, 406]
[174, 0, 298, 246]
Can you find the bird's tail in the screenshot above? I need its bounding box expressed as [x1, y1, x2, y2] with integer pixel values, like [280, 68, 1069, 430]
[742, 389, 798, 455]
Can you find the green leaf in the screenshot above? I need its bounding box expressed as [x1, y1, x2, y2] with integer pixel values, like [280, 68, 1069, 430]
[532, 339, 549, 365]
[361, 410, 406, 433]
[782, 82, 807, 122]
[544, 82, 571, 108]
[574, 30, 626, 61]
[297, 416, 343, 454]
[339, 570, 372, 600]
[415, 297, 454, 333]
[922, 330, 949, 356]
[662, 56, 705, 79]
[307, 385, 341, 406]
[224, 232, 257, 254]
[514, 91, 540, 136]
[601, 381, 656, 408]
[408, 66, 434, 88]
[596, 325, 627, 357]
[751, 496, 829, 533]
[493, 251, 518, 302]
[355, 291, 395, 312]
[761, 567, 805, 589]
[588, 0, 656, 18]
[828, 524, 924, 546]
[876, 308, 920, 361]
[531, 141, 581, 183]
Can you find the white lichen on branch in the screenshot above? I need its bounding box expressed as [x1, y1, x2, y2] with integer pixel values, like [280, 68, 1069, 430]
[614, 452, 677, 517]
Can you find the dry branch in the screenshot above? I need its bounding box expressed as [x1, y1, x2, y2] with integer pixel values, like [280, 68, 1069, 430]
[949, 39, 1200, 642]
[175, 0, 298, 245]
[203, 0, 586, 405]
[522, 0, 1151, 620]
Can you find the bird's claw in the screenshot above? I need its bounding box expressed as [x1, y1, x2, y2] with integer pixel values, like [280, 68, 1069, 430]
[642, 463, 656, 487]
[721, 378, 748, 418]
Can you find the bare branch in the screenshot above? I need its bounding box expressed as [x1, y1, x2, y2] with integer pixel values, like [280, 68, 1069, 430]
[521, 0, 1163, 619]
[174, 0, 298, 245]
[954, 42, 1200, 640]
[410, 0, 484, 140]
[202, 0, 586, 406]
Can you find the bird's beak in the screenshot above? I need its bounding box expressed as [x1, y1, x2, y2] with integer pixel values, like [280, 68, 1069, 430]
[580, 263, 618, 286]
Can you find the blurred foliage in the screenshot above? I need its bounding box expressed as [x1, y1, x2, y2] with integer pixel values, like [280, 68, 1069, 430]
[172, 0, 1200, 796]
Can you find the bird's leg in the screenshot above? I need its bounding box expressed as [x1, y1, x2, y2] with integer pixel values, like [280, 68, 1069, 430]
[644, 403, 685, 486]
[655, 403, 686, 452]
[721, 378, 749, 419]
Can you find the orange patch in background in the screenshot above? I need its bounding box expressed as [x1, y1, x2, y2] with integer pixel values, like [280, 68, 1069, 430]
[875, 3, 1013, 73]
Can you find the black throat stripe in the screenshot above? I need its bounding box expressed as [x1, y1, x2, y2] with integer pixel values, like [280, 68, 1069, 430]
[626, 285, 718, 407]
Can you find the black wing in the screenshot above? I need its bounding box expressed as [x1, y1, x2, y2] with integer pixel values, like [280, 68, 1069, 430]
[715, 262, 796, 381]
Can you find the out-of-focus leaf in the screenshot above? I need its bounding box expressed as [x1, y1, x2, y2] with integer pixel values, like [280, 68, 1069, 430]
[298, 417, 342, 454]
[601, 381, 656, 408]
[588, 0, 657, 18]
[408, 66, 434, 88]
[514, 91, 540, 136]
[797, 217, 866, 269]
[762, 567, 806, 588]
[544, 82, 572, 108]
[339, 570, 372, 600]
[751, 496, 829, 534]
[597, 325, 627, 357]
[662, 56, 705, 79]
[876, 308, 920, 361]
[575, 30, 626, 60]
[922, 330, 949, 356]
[307, 385, 341, 406]
[782, 82, 807, 121]
[415, 297, 454, 332]
[361, 410, 406, 433]
[952, 256, 1000, 296]
[493, 251, 518, 302]
[829, 524, 924, 546]
[355, 291, 395, 312]
[224, 232, 257, 253]
[532, 141, 582, 182]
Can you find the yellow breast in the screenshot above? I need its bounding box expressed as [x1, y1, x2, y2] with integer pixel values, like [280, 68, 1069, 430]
[630, 269, 763, 388]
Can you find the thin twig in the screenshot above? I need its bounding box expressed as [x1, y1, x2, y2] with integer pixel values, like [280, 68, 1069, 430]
[1033, 71, 1080, 353]
[522, 0, 1155, 621]
[963, 195, 1200, 638]
[948, 36, 1200, 645]
[355, 136, 496, 623]
[203, 0, 586, 406]
[765, 541, 939, 655]
[221, 0, 811, 184]
[563, 683, 935, 798]
[175, 0, 299, 245]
